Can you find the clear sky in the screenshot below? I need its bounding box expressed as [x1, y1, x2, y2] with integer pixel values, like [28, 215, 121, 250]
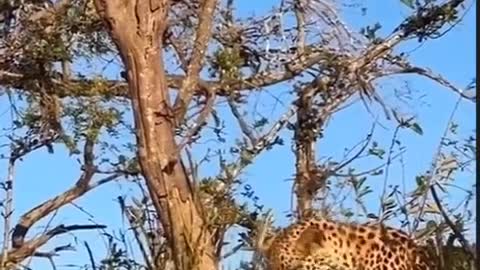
[0, 1, 476, 269]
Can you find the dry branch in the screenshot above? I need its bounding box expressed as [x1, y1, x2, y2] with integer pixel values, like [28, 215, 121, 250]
[4, 224, 106, 265]
[174, 0, 219, 121]
[430, 184, 475, 261]
[10, 137, 119, 252]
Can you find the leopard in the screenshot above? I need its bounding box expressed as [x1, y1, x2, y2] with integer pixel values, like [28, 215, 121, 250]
[262, 217, 436, 270]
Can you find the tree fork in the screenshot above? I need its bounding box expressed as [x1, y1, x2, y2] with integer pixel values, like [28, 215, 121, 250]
[93, 1, 217, 269]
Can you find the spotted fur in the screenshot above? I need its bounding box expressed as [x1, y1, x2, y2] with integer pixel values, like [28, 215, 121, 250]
[265, 217, 435, 270]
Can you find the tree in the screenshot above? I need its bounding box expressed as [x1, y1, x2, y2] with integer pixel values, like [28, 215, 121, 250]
[0, 0, 476, 269]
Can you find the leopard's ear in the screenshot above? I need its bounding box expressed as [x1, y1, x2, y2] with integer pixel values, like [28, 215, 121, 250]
[257, 226, 282, 254]
[295, 226, 326, 256]
[258, 233, 275, 253]
[252, 211, 277, 253]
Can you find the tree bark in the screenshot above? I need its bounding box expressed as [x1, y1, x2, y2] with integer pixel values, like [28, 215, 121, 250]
[294, 84, 329, 218]
[93, 1, 217, 269]
[294, 87, 319, 217]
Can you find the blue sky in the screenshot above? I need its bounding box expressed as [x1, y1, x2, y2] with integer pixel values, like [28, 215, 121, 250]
[0, 1, 476, 269]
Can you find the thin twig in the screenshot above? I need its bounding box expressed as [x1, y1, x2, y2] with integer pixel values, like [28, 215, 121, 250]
[84, 241, 97, 270]
[386, 63, 475, 102]
[378, 124, 402, 220]
[178, 90, 216, 149]
[333, 150, 406, 178]
[227, 97, 257, 145]
[174, 0, 219, 121]
[334, 123, 375, 173]
[412, 94, 464, 232]
[118, 197, 155, 270]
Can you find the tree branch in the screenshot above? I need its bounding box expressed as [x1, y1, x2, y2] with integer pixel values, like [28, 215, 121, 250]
[174, 0, 218, 121]
[384, 61, 475, 102]
[10, 138, 116, 249]
[430, 184, 475, 261]
[6, 224, 106, 264]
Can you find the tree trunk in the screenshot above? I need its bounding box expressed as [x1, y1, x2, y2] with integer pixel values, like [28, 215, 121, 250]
[294, 90, 317, 217]
[294, 86, 327, 218]
[93, 2, 217, 269]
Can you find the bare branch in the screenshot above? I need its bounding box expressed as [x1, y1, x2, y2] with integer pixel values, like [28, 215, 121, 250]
[333, 124, 375, 173]
[227, 97, 258, 145]
[118, 197, 155, 270]
[11, 173, 119, 249]
[83, 241, 97, 270]
[179, 90, 216, 149]
[11, 137, 116, 249]
[174, 0, 219, 121]
[384, 61, 475, 102]
[333, 150, 406, 178]
[6, 224, 106, 264]
[224, 105, 296, 182]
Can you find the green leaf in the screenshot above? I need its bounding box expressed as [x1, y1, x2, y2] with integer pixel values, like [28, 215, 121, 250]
[118, 155, 127, 164]
[400, 0, 415, 9]
[368, 148, 385, 159]
[358, 188, 373, 198]
[409, 122, 424, 135]
[343, 209, 354, 217]
[415, 175, 425, 186]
